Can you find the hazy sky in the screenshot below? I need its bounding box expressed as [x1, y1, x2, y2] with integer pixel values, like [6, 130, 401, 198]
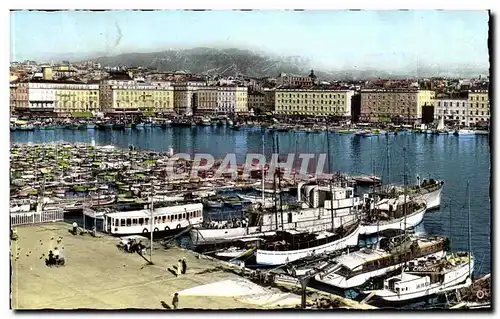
[10, 10, 490, 70]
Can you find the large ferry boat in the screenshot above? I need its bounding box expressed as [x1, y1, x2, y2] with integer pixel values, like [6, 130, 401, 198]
[189, 182, 362, 246]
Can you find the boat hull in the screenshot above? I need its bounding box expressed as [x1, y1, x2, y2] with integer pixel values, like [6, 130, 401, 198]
[255, 224, 361, 266]
[414, 185, 442, 210]
[360, 206, 426, 235]
[364, 259, 473, 303]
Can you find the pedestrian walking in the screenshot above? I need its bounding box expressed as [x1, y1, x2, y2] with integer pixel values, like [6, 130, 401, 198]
[172, 293, 179, 309]
[181, 257, 187, 274]
[177, 259, 182, 277]
[72, 222, 78, 235]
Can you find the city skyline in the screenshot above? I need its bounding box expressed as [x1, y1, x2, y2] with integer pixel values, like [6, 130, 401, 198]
[10, 10, 490, 72]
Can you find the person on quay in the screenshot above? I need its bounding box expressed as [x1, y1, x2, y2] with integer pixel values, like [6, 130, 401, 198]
[172, 293, 179, 310]
[177, 259, 182, 277]
[181, 257, 187, 274]
[72, 222, 78, 235]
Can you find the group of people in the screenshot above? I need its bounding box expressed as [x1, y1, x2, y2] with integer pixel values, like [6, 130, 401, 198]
[175, 258, 187, 276]
[45, 248, 65, 267]
[118, 238, 146, 255]
[203, 217, 249, 229]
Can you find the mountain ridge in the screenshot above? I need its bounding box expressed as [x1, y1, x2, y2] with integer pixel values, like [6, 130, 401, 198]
[78, 47, 489, 80]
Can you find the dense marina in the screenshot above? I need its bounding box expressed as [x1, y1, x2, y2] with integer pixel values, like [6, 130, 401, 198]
[10, 125, 491, 310]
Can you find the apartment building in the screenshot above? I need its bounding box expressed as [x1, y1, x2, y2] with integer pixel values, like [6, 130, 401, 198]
[274, 89, 354, 117]
[434, 98, 468, 126]
[217, 86, 248, 114]
[173, 82, 206, 115]
[360, 89, 435, 123]
[11, 82, 99, 117]
[248, 91, 265, 112]
[10, 83, 29, 114]
[100, 80, 174, 115]
[263, 88, 276, 113]
[195, 87, 218, 115]
[467, 90, 490, 126]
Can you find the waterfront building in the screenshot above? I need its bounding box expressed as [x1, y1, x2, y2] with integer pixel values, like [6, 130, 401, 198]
[194, 87, 218, 115]
[217, 86, 248, 115]
[54, 83, 100, 117]
[467, 90, 490, 126]
[263, 88, 276, 113]
[359, 89, 435, 124]
[274, 88, 355, 118]
[248, 91, 265, 113]
[100, 80, 174, 115]
[11, 82, 99, 117]
[434, 97, 468, 126]
[173, 82, 206, 115]
[10, 83, 29, 115]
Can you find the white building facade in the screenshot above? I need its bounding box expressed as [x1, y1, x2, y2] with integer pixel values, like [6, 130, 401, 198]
[434, 98, 468, 126]
[27, 82, 57, 110]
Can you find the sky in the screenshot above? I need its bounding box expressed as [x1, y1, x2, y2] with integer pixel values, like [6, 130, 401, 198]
[10, 10, 490, 71]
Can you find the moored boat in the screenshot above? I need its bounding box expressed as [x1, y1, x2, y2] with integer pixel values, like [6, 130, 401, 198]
[314, 234, 449, 289]
[255, 221, 361, 265]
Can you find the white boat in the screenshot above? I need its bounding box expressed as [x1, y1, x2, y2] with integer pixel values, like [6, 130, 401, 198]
[454, 129, 475, 136]
[474, 130, 489, 135]
[314, 235, 448, 289]
[255, 221, 361, 266]
[379, 178, 443, 210]
[361, 252, 474, 303]
[190, 183, 361, 245]
[103, 203, 203, 235]
[360, 197, 427, 235]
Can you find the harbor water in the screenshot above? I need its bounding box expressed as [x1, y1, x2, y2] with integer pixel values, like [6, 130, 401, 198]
[10, 126, 492, 274]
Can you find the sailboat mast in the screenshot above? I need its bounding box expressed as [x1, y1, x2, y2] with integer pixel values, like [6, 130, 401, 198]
[276, 135, 284, 230]
[401, 147, 407, 276]
[150, 181, 154, 264]
[261, 133, 265, 202]
[467, 179, 472, 277]
[326, 124, 335, 231]
[403, 147, 407, 229]
[272, 134, 278, 229]
[386, 136, 390, 185]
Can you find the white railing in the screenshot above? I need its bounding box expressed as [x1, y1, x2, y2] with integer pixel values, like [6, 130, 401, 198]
[10, 209, 64, 227]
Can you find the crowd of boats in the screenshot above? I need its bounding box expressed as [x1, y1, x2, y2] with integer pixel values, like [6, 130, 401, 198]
[10, 116, 488, 137]
[9, 141, 487, 308]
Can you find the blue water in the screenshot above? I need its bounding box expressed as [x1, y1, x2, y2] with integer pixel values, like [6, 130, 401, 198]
[10, 127, 492, 274]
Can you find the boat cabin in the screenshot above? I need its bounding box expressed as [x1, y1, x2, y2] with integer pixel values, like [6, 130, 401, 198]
[297, 183, 359, 210]
[103, 203, 203, 235]
[384, 273, 430, 294]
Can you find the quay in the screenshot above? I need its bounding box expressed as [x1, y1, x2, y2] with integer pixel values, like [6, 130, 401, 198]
[10, 222, 374, 310]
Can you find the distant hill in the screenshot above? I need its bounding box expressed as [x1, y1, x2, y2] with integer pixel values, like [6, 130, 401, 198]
[86, 47, 311, 78]
[82, 47, 489, 80]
